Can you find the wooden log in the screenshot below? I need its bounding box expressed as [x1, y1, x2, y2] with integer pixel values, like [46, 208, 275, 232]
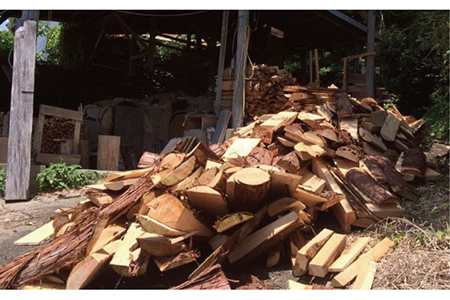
[195, 167, 218, 186]
[160, 156, 196, 186]
[97, 135, 120, 171]
[267, 197, 306, 217]
[308, 233, 346, 277]
[214, 213, 253, 233]
[110, 223, 148, 277]
[186, 186, 229, 217]
[138, 215, 187, 237]
[366, 202, 403, 218]
[188, 205, 267, 280]
[276, 151, 302, 174]
[329, 237, 370, 272]
[207, 169, 227, 193]
[340, 117, 358, 140]
[269, 171, 303, 197]
[401, 148, 426, 179]
[312, 158, 343, 196]
[380, 112, 400, 142]
[359, 127, 387, 151]
[137, 232, 191, 257]
[154, 250, 199, 272]
[298, 170, 326, 194]
[329, 92, 353, 117]
[228, 167, 271, 212]
[370, 110, 386, 128]
[67, 239, 121, 289]
[228, 211, 302, 266]
[331, 237, 394, 287]
[145, 194, 213, 238]
[332, 199, 356, 233]
[294, 228, 334, 276]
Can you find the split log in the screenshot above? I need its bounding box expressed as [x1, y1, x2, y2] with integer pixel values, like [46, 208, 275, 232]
[245, 146, 273, 166]
[186, 186, 229, 217]
[138, 215, 187, 237]
[187, 141, 220, 166]
[66, 239, 121, 289]
[195, 167, 218, 186]
[222, 138, 261, 160]
[401, 148, 427, 178]
[137, 151, 161, 168]
[332, 199, 356, 233]
[214, 213, 253, 233]
[308, 233, 346, 277]
[358, 128, 387, 151]
[298, 170, 326, 194]
[267, 243, 282, 268]
[329, 237, 370, 272]
[154, 250, 200, 272]
[267, 197, 306, 217]
[172, 166, 204, 192]
[160, 156, 196, 186]
[380, 112, 400, 142]
[276, 151, 302, 174]
[329, 92, 353, 117]
[137, 232, 191, 257]
[370, 110, 386, 128]
[312, 158, 343, 197]
[110, 223, 149, 277]
[269, 171, 303, 197]
[228, 211, 303, 267]
[158, 153, 186, 171]
[335, 145, 364, 162]
[86, 224, 126, 256]
[352, 258, 377, 290]
[340, 117, 358, 140]
[294, 142, 326, 160]
[228, 167, 271, 212]
[145, 194, 213, 238]
[345, 169, 398, 206]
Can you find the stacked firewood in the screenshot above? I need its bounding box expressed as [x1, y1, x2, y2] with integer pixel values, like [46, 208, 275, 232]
[245, 65, 297, 123]
[0, 89, 440, 290]
[40, 117, 85, 154]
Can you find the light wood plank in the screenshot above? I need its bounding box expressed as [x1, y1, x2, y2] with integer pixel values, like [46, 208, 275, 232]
[14, 221, 55, 246]
[329, 237, 370, 272]
[309, 233, 346, 277]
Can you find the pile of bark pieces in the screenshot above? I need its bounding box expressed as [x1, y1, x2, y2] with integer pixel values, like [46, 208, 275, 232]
[0, 89, 441, 290]
[245, 64, 297, 123]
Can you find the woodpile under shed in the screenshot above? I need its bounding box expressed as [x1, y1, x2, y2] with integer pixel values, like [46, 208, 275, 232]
[0, 81, 440, 290]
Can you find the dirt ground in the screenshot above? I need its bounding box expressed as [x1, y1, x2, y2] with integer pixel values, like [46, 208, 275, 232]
[0, 170, 448, 290]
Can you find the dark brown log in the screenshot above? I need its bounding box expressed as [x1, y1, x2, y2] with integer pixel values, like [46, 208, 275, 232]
[402, 148, 427, 178]
[362, 155, 418, 201]
[345, 169, 398, 206]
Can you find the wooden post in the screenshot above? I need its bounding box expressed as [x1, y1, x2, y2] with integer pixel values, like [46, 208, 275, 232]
[214, 10, 230, 115]
[5, 10, 39, 201]
[342, 57, 348, 92]
[366, 10, 376, 98]
[148, 18, 157, 73]
[97, 135, 121, 171]
[314, 48, 320, 84]
[309, 50, 313, 83]
[231, 10, 249, 129]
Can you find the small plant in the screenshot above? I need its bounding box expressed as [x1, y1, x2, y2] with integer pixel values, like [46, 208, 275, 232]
[0, 167, 5, 197]
[36, 163, 100, 192]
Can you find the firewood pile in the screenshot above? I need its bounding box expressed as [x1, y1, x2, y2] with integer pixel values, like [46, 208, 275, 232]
[0, 88, 441, 290]
[244, 65, 297, 123]
[39, 117, 85, 154]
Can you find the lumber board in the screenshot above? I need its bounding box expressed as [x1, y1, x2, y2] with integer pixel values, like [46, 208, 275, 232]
[14, 221, 55, 246]
[329, 237, 370, 272]
[380, 112, 400, 142]
[228, 211, 302, 265]
[331, 237, 394, 287]
[312, 158, 343, 196]
[212, 110, 231, 144]
[294, 228, 334, 276]
[352, 258, 377, 290]
[308, 233, 346, 277]
[39, 104, 83, 122]
[332, 199, 356, 233]
[97, 135, 120, 171]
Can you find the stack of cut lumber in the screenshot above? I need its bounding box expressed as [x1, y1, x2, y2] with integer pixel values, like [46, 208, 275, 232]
[0, 89, 440, 290]
[39, 117, 85, 154]
[244, 65, 297, 123]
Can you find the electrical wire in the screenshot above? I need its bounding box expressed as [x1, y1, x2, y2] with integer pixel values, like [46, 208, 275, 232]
[116, 10, 209, 18]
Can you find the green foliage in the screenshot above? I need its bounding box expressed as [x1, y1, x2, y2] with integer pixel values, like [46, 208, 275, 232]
[36, 163, 100, 192]
[377, 11, 449, 141]
[0, 167, 5, 197]
[0, 29, 14, 59]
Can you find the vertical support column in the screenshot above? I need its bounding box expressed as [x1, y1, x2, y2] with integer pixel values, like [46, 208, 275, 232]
[314, 48, 320, 85]
[366, 10, 376, 98]
[309, 50, 313, 83]
[214, 10, 230, 115]
[231, 10, 249, 129]
[5, 10, 39, 201]
[342, 57, 348, 92]
[148, 18, 157, 74]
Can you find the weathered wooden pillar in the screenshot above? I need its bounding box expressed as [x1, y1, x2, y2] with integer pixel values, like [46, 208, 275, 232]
[214, 10, 230, 115]
[147, 17, 157, 74]
[231, 10, 249, 129]
[5, 10, 39, 201]
[366, 10, 376, 98]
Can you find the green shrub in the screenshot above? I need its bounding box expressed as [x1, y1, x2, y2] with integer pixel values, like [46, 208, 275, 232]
[0, 168, 5, 197]
[36, 163, 100, 192]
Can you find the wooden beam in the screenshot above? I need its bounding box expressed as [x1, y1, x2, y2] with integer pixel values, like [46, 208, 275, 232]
[314, 48, 320, 84]
[366, 10, 376, 98]
[5, 10, 39, 201]
[214, 10, 230, 115]
[147, 17, 157, 73]
[231, 10, 249, 128]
